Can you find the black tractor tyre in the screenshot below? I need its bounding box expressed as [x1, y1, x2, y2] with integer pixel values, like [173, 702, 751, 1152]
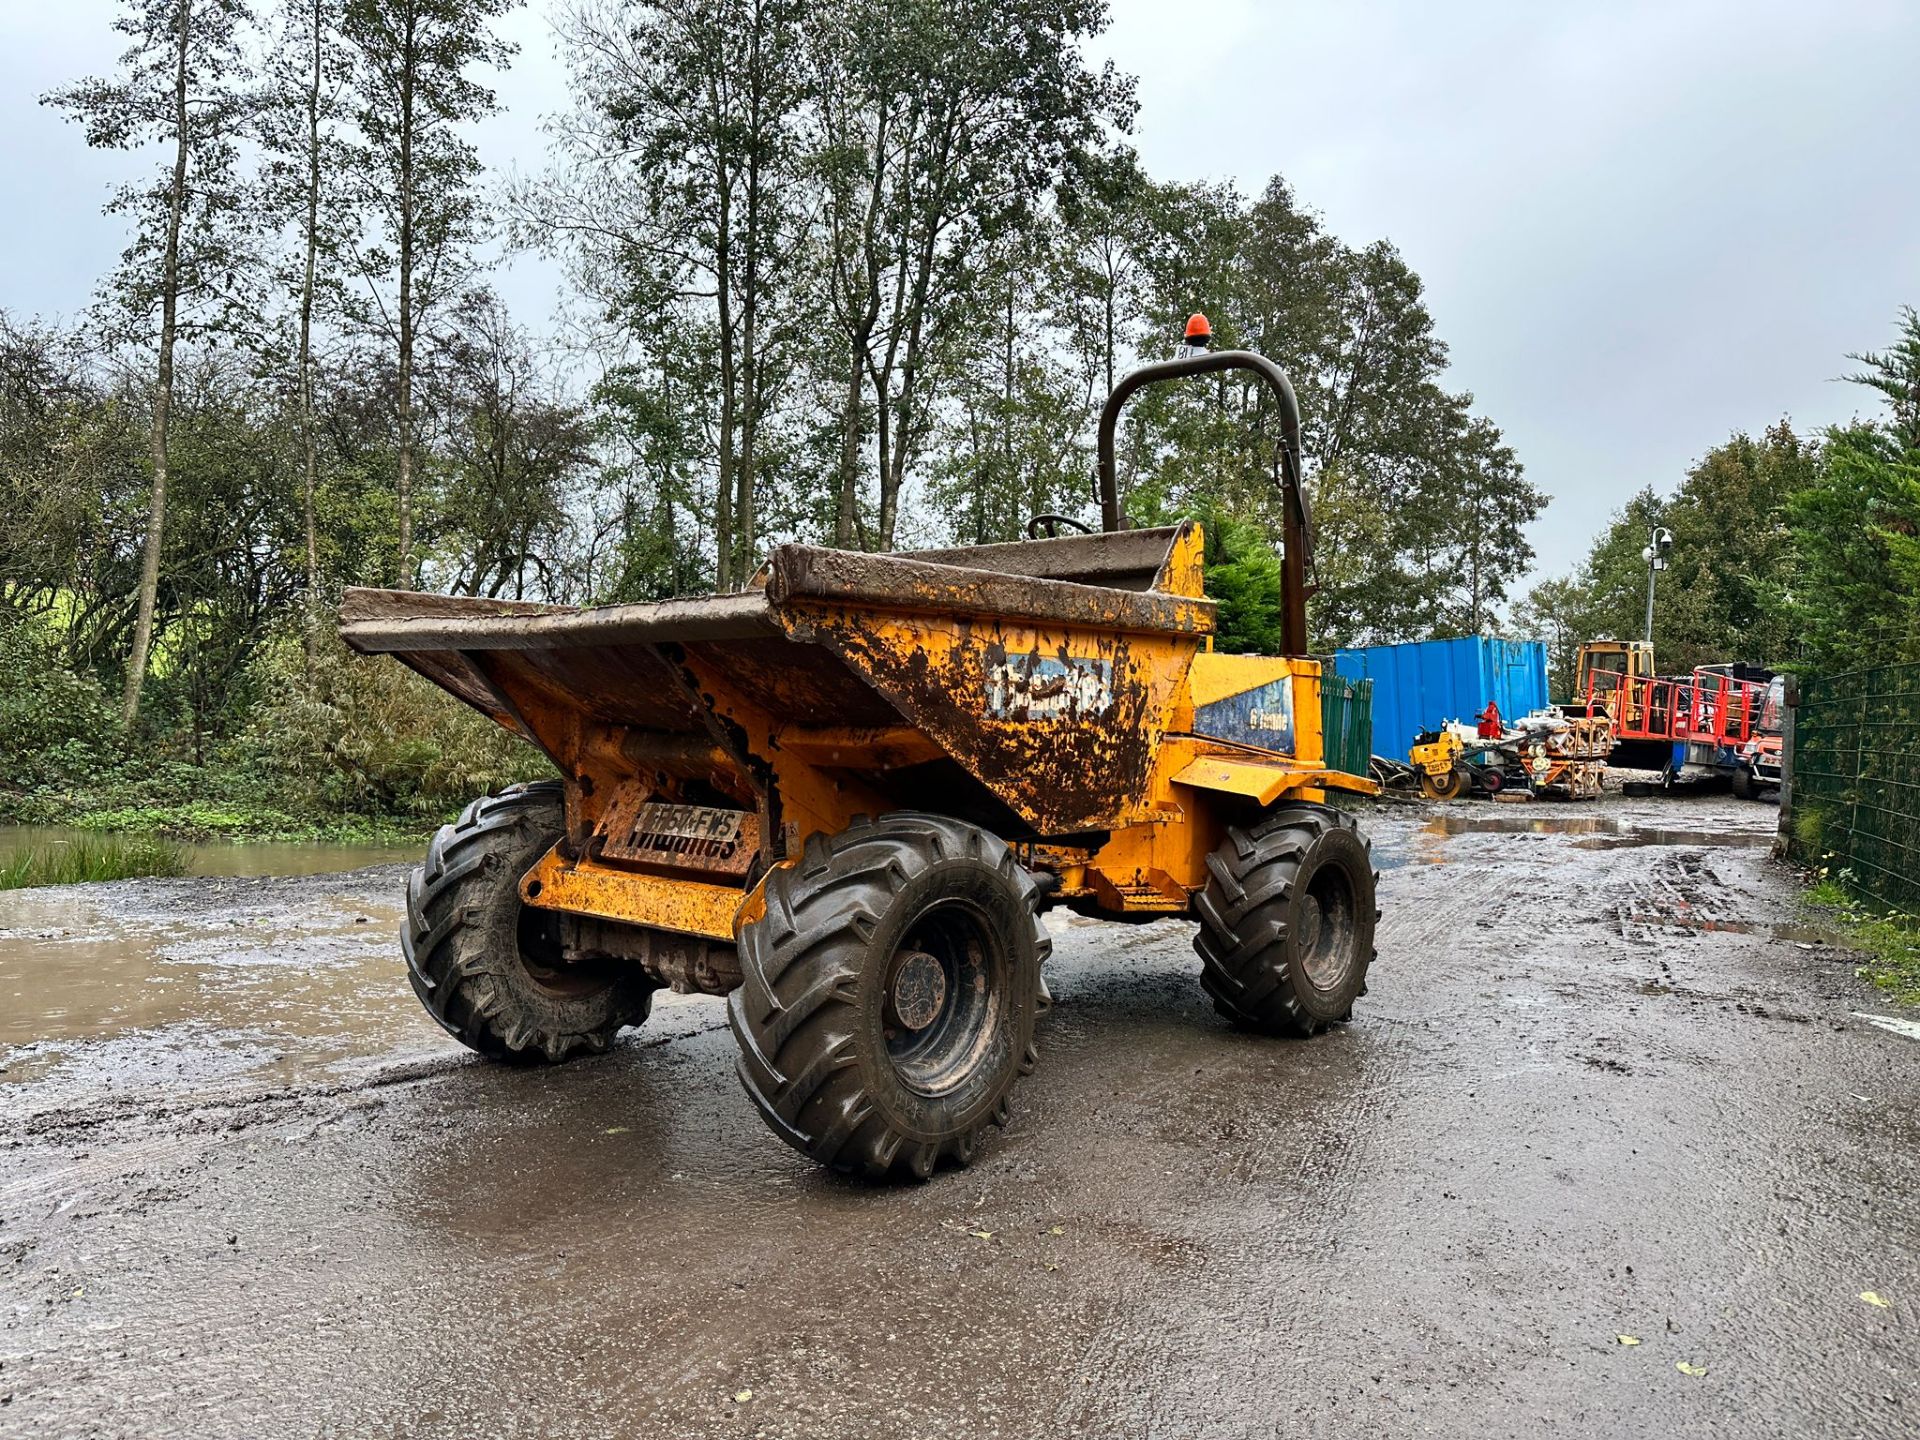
[728, 813, 1049, 1180]
[1194, 804, 1379, 1037]
[1731, 765, 1754, 801]
[404, 781, 655, 1063]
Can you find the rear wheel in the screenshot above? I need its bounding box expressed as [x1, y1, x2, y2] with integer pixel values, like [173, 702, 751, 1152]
[729, 813, 1047, 1179]
[1194, 804, 1378, 1036]
[403, 781, 655, 1063]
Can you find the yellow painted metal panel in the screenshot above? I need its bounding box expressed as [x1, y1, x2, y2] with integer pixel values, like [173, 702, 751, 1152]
[1187, 652, 1300, 708]
[1170, 755, 1377, 807]
[519, 844, 744, 941]
[1171, 755, 1296, 807]
[1294, 665, 1325, 769]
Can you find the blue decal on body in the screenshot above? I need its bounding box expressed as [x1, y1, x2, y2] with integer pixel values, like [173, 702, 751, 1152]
[1195, 677, 1295, 755]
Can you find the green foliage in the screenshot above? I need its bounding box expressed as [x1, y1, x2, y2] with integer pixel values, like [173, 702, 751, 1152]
[1804, 880, 1920, 1008]
[0, 835, 188, 890]
[1786, 419, 1920, 671]
[1193, 508, 1284, 654]
[236, 615, 551, 819]
[1791, 803, 1827, 861]
[0, 612, 120, 785]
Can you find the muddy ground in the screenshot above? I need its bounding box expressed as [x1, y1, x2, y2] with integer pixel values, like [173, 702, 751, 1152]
[1, 791, 1915, 1439]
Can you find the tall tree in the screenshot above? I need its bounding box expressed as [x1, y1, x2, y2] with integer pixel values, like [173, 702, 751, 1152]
[341, 0, 517, 588]
[811, 0, 1130, 550]
[430, 289, 593, 600]
[1844, 304, 1920, 452]
[1412, 408, 1539, 637]
[259, 0, 354, 614]
[1789, 309, 1920, 670]
[1110, 176, 1538, 646]
[925, 215, 1094, 543]
[525, 0, 809, 592]
[45, 0, 256, 726]
[1509, 575, 1593, 700]
[1053, 146, 1156, 405]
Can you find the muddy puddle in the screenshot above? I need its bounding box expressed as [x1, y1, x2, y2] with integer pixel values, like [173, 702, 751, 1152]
[0, 823, 420, 877]
[1425, 812, 1772, 848]
[0, 867, 441, 1104]
[1621, 911, 1834, 944]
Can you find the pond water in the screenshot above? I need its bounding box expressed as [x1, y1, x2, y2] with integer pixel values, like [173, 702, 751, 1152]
[0, 824, 420, 879]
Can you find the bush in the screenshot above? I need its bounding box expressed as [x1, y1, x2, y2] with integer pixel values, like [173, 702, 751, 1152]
[234, 615, 552, 819]
[1195, 506, 1286, 654]
[0, 611, 120, 786]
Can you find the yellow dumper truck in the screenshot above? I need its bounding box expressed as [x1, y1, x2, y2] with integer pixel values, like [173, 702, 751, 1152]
[341, 345, 1380, 1179]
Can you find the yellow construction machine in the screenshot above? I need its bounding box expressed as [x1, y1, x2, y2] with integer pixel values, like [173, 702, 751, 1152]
[1408, 727, 1468, 800]
[340, 342, 1380, 1179]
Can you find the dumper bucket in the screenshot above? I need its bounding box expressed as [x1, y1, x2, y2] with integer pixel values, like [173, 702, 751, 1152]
[340, 525, 1215, 838]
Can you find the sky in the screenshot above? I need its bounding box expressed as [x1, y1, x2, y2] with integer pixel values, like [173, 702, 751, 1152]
[4, 0, 1917, 582]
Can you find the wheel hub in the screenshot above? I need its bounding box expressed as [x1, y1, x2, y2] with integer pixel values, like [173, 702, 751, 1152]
[1298, 895, 1324, 954]
[888, 950, 947, 1032]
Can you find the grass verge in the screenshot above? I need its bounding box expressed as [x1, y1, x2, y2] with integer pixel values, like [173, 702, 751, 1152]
[0, 835, 191, 890]
[1804, 878, 1920, 1007]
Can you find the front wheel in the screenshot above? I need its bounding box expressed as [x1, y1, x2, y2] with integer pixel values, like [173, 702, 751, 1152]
[1194, 804, 1379, 1036]
[1731, 765, 1754, 800]
[1420, 766, 1464, 801]
[729, 813, 1048, 1179]
[403, 782, 656, 1063]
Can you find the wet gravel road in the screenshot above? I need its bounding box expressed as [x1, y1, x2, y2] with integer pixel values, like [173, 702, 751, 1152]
[2, 793, 1916, 1438]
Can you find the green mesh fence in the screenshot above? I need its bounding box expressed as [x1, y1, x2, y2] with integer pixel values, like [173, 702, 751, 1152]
[1792, 663, 1920, 912]
[1320, 673, 1374, 778]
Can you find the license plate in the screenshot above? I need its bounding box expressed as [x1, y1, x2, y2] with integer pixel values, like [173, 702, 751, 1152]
[597, 799, 759, 876]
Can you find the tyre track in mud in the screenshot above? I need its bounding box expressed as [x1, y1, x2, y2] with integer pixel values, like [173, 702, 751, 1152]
[1044, 859, 1515, 1437]
[1039, 809, 1916, 1438]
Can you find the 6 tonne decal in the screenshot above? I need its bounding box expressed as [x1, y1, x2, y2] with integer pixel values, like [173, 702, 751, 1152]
[1195, 675, 1296, 755]
[983, 647, 1116, 722]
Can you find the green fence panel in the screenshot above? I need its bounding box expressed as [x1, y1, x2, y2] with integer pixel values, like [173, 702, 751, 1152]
[1792, 662, 1920, 912]
[1320, 674, 1374, 778]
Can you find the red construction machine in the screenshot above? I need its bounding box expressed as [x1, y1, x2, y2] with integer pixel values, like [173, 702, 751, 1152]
[1574, 641, 1776, 792]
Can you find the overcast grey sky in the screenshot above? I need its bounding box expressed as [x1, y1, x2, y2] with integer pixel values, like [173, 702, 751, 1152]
[4, 1, 1916, 581]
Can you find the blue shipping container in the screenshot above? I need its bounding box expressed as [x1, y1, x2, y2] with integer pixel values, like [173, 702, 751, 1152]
[1333, 637, 1549, 763]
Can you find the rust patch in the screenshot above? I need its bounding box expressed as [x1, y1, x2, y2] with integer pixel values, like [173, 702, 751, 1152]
[787, 604, 1182, 835]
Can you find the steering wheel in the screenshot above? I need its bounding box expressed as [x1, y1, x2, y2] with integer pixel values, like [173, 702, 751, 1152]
[1027, 513, 1094, 539]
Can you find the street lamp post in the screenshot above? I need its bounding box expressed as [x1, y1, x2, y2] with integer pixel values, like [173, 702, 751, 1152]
[1642, 526, 1674, 644]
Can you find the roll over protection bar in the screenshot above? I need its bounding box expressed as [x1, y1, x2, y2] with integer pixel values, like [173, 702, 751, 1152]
[1095, 349, 1314, 657]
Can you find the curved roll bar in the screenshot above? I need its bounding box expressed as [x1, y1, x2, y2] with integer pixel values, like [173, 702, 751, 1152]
[1095, 349, 1314, 656]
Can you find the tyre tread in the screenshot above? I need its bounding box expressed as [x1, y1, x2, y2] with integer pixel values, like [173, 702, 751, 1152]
[728, 812, 1047, 1179]
[1192, 804, 1375, 1036]
[403, 780, 649, 1064]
